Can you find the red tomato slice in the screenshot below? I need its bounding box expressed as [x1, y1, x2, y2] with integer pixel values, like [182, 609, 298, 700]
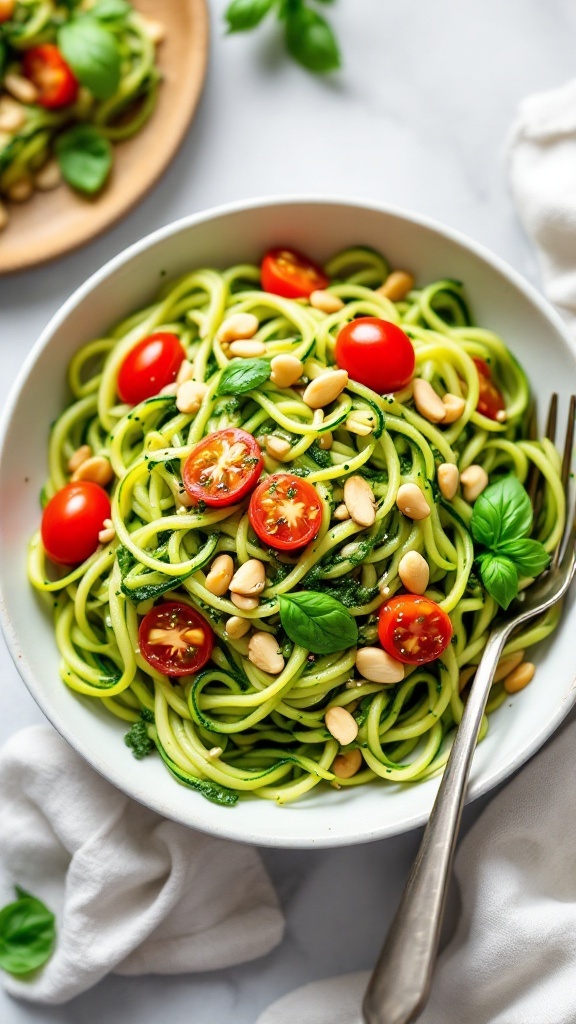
[23, 44, 78, 109]
[378, 594, 452, 665]
[335, 317, 415, 393]
[261, 248, 329, 299]
[183, 428, 264, 507]
[139, 602, 213, 677]
[117, 333, 186, 405]
[0, 1, 16, 24]
[41, 482, 111, 565]
[249, 473, 322, 550]
[473, 358, 506, 421]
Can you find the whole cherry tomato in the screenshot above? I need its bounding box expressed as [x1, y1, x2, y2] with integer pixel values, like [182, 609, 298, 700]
[183, 428, 264, 508]
[117, 333, 186, 405]
[473, 358, 506, 421]
[41, 482, 111, 565]
[249, 473, 322, 551]
[378, 594, 453, 665]
[23, 44, 78, 109]
[261, 247, 329, 299]
[139, 601, 213, 677]
[335, 317, 415, 393]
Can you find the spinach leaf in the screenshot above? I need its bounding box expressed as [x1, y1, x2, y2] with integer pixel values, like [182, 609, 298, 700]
[55, 124, 112, 194]
[477, 553, 518, 612]
[285, 4, 341, 73]
[471, 475, 532, 549]
[0, 889, 56, 976]
[58, 16, 121, 99]
[225, 0, 274, 31]
[216, 358, 270, 396]
[279, 591, 357, 654]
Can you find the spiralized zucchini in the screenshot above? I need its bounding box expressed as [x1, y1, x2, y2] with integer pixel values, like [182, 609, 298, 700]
[28, 247, 564, 806]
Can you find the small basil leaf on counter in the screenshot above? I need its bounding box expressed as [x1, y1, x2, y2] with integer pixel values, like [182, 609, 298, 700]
[471, 475, 532, 549]
[279, 591, 358, 654]
[497, 537, 551, 578]
[0, 889, 56, 976]
[225, 0, 274, 32]
[58, 16, 121, 99]
[477, 553, 519, 611]
[285, 5, 341, 73]
[56, 125, 112, 194]
[216, 358, 270, 396]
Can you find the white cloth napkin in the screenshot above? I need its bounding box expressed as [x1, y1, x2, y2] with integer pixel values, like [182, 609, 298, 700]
[0, 725, 284, 1005]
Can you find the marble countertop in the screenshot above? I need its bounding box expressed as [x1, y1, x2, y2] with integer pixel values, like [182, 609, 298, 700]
[1, 0, 575, 1020]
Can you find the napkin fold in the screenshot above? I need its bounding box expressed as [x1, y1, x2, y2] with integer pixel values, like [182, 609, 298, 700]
[0, 725, 284, 1005]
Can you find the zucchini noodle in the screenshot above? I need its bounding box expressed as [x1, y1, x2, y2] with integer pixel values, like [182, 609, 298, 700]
[28, 247, 565, 806]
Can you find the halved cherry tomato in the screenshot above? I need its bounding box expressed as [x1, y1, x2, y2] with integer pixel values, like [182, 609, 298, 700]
[117, 333, 186, 405]
[139, 601, 213, 677]
[0, 1, 16, 25]
[261, 247, 329, 299]
[249, 473, 322, 551]
[473, 358, 506, 421]
[335, 317, 415, 394]
[378, 594, 452, 665]
[23, 44, 78, 109]
[183, 428, 263, 507]
[41, 481, 111, 565]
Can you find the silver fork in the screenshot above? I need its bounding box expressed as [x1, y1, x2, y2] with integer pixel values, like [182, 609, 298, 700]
[363, 393, 576, 1024]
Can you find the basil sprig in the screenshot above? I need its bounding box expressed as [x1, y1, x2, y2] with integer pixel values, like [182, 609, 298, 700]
[471, 476, 550, 610]
[225, 0, 341, 75]
[0, 887, 56, 976]
[216, 358, 270, 396]
[55, 124, 112, 194]
[279, 591, 358, 654]
[58, 14, 121, 99]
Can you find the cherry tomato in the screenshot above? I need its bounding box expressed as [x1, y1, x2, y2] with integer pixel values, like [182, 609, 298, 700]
[378, 594, 453, 665]
[23, 45, 78, 109]
[117, 333, 186, 405]
[249, 473, 322, 551]
[335, 317, 415, 393]
[41, 482, 111, 566]
[261, 247, 329, 299]
[139, 602, 213, 677]
[473, 358, 506, 421]
[0, 1, 16, 25]
[183, 428, 263, 508]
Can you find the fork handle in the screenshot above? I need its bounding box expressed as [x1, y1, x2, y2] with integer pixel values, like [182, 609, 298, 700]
[363, 626, 509, 1024]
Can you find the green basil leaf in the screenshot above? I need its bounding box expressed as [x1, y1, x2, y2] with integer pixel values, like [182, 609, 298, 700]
[216, 358, 270, 396]
[55, 124, 112, 194]
[471, 475, 532, 549]
[225, 0, 274, 32]
[58, 16, 121, 99]
[0, 890, 56, 976]
[497, 538, 551, 578]
[91, 0, 132, 21]
[279, 591, 358, 654]
[478, 553, 519, 611]
[285, 5, 341, 73]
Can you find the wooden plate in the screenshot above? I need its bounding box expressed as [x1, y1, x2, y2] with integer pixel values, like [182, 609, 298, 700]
[0, 0, 209, 274]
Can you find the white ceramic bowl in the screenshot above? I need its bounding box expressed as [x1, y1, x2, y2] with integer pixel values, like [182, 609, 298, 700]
[2, 197, 575, 848]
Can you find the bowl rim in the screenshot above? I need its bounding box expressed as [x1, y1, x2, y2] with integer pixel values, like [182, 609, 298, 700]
[2, 193, 576, 848]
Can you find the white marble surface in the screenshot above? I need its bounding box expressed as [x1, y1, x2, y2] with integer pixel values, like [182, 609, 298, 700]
[0, 0, 575, 1020]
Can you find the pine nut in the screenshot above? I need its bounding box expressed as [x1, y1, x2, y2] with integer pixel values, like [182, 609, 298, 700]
[72, 455, 113, 486]
[176, 380, 208, 414]
[34, 158, 62, 191]
[309, 290, 344, 314]
[333, 503, 350, 521]
[355, 647, 404, 684]
[438, 463, 459, 500]
[0, 96, 26, 132]
[0, 201, 8, 232]
[229, 558, 266, 596]
[460, 465, 489, 502]
[325, 706, 358, 745]
[303, 369, 348, 409]
[503, 661, 535, 694]
[493, 650, 525, 683]
[266, 435, 291, 459]
[176, 359, 194, 384]
[7, 176, 33, 203]
[160, 383, 178, 396]
[413, 378, 446, 423]
[98, 524, 116, 544]
[377, 270, 415, 302]
[248, 632, 285, 674]
[229, 339, 267, 358]
[231, 592, 259, 611]
[205, 554, 234, 596]
[217, 312, 259, 344]
[331, 748, 363, 779]
[318, 432, 333, 451]
[67, 444, 92, 474]
[225, 615, 251, 639]
[208, 746, 223, 758]
[396, 483, 430, 520]
[442, 393, 466, 423]
[343, 475, 376, 527]
[5, 72, 39, 105]
[138, 13, 166, 43]
[398, 551, 429, 594]
[496, 410, 507, 423]
[270, 354, 303, 388]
